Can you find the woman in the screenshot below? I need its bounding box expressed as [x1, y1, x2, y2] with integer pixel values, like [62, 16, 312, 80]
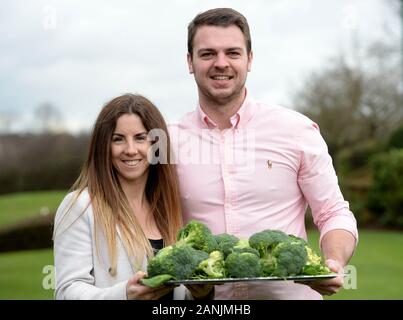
[53, 94, 211, 300]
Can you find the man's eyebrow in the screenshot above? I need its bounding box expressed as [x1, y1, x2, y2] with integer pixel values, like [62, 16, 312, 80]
[197, 47, 243, 53]
[197, 48, 215, 53]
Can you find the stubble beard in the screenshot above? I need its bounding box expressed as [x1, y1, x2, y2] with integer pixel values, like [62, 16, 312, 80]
[198, 78, 247, 108]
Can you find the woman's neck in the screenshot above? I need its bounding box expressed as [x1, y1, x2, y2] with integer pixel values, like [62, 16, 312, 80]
[119, 177, 161, 239]
[119, 177, 148, 210]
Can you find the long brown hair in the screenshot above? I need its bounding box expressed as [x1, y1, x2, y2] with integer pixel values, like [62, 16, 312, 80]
[56, 94, 182, 275]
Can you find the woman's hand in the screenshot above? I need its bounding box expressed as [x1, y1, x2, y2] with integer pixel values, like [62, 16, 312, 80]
[185, 284, 215, 300]
[126, 271, 174, 300]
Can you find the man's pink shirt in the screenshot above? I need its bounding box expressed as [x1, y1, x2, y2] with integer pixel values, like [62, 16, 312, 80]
[169, 93, 358, 299]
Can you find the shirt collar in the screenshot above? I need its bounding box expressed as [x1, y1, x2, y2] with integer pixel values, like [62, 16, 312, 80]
[196, 89, 257, 129]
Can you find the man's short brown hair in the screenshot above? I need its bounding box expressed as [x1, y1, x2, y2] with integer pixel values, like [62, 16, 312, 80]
[187, 8, 252, 56]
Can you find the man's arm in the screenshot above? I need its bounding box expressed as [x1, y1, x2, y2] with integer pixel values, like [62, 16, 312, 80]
[321, 229, 356, 266]
[295, 121, 359, 296]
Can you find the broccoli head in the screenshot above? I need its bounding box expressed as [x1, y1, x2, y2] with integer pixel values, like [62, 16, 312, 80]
[288, 234, 308, 246]
[147, 242, 209, 280]
[249, 229, 289, 257]
[249, 230, 313, 277]
[177, 220, 218, 253]
[225, 252, 262, 278]
[231, 238, 260, 257]
[214, 233, 240, 258]
[301, 246, 331, 275]
[193, 250, 227, 279]
[285, 235, 331, 275]
[265, 240, 308, 277]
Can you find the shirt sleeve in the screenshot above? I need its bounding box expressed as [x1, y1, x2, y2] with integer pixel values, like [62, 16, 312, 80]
[53, 192, 128, 300]
[296, 121, 358, 248]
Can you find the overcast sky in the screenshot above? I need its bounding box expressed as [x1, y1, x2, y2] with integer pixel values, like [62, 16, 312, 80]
[0, 0, 398, 133]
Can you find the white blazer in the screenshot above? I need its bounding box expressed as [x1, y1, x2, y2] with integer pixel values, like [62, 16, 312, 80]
[53, 189, 189, 300]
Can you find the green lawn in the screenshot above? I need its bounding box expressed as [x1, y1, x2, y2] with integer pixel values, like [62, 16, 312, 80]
[0, 190, 67, 226]
[307, 229, 403, 300]
[0, 230, 402, 299]
[0, 248, 54, 299]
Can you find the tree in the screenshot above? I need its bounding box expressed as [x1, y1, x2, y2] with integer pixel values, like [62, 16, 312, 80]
[0, 111, 18, 133]
[33, 102, 64, 133]
[292, 57, 362, 157]
[293, 52, 402, 157]
[291, 2, 402, 159]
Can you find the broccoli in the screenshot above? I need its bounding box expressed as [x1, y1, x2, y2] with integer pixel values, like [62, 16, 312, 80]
[288, 234, 308, 246]
[231, 238, 260, 257]
[177, 220, 218, 253]
[193, 250, 227, 279]
[146, 242, 209, 282]
[214, 233, 240, 258]
[268, 240, 308, 277]
[140, 274, 175, 288]
[225, 252, 262, 278]
[301, 246, 331, 275]
[249, 230, 308, 277]
[142, 225, 331, 287]
[286, 234, 331, 275]
[249, 229, 289, 257]
[214, 234, 259, 258]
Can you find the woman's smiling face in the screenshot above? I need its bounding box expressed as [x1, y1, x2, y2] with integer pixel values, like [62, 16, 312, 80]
[111, 114, 151, 185]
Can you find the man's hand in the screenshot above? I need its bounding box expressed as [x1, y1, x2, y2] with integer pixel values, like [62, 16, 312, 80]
[297, 259, 344, 296]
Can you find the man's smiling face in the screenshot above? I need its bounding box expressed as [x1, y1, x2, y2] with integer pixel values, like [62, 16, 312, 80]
[187, 25, 253, 106]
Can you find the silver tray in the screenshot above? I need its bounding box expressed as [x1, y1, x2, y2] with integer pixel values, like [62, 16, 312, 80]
[165, 274, 338, 285]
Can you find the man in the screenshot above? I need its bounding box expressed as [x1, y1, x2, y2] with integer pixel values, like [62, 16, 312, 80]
[170, 8, 358, 299]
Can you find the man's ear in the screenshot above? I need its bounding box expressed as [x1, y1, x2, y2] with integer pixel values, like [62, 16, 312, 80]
[187, 53, 194, 74]
[247, 50, 253, 72]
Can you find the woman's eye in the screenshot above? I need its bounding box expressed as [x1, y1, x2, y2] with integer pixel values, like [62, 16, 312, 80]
[135, 135, 147, 142]
[112, 136, 123, 143]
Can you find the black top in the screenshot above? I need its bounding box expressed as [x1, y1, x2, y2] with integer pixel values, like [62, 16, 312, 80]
[148, 238, 173, 300]
[149, 238, 164, 253]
